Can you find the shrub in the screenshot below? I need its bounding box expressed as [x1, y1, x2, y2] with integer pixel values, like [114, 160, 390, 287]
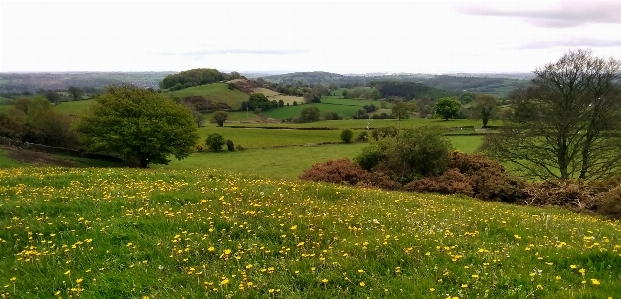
[292, 101, 297, 106]
[235, 144, 246, 151]
[354, 143, 385, 170]
[205, 133, 226, 152]
[356, 131, 369, 142]
[596, 186, 621, 220]
[521, 180, 599, 213]
[371, 126, 398, 141]
[340, 129, 353, 143]
[300, 158, 370, 185]
[404, 168, 474, 197]
[448, 152, 526, 202]
[226, 139, 235, 151]
[210, 111, 228, 127]
[194, 144, 205, 153]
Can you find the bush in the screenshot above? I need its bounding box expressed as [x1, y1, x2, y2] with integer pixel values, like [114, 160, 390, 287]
[404, 168, 474, 197]
[596, 186, 621, 220]
[371, 126, 398, 141]
[226, 139, 235, 151]
[448, 151, 526, 202]
[354, 143, 385, 170]
[300, 158, 370, 185]
[205, 133, 226, 152]
[210, 111, 228, 127]
[194, 144, 205, 153]
[356, 131, 369, 142]
[235, 144, 246, 151]
[522, 180, 599, 213]
[340, 129, 353, 143]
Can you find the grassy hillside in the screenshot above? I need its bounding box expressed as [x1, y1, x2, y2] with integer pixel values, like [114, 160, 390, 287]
[0, 95, 12, 105]
[54, 99, 95, 115]
[166, 83, 249, 109]
[1, 167, 619, 298]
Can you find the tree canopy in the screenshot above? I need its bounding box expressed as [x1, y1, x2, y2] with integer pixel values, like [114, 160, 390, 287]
[471, 94, 498, 128]
[76, 85, 199, 168]
[434, 97, 461, 120]
[481, 49, 621, 180]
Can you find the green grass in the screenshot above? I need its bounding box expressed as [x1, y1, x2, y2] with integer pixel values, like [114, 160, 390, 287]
[261, 97, 389, 120]
[0, 149, 22, 167]
[54, 99, 95, 115]
[1, 167, 619, 298]
[166, 83, 249, 109]
[196, 126, 343, 148]
[0, 95, 13, 105]
[232, 118, 496, 129]
[160, 135, 482, 179]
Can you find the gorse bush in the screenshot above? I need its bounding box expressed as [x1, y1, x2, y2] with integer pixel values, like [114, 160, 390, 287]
[299, 158, 370, 186]
[404, 168, 474, 197]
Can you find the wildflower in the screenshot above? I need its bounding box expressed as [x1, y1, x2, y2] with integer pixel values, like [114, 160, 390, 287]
[246, 264, 253, 269]
[297, 242, 305, 247]
[64, 270, 71, 275]
[579, 268, 586, 276]
[429, 288, 435, 292]
[536, 284, 543, 290]
[471, 274, 479, 278]
[321, 278, 328, 283]
[591, 279, 600, 285]
[221, 279, 229, 285]
[570, 265, 577, 269]
[76, 278, 83, 284]
[461, 284, 468, 288]
[555, 276, 561, 280]
[9, 277, 16, 282]
[359, 282, 365, 287]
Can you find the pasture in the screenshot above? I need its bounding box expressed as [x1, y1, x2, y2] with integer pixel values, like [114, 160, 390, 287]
[166, 83, 249, 109]
[54, 99, 95, 115]
[0, 167, 619, 298]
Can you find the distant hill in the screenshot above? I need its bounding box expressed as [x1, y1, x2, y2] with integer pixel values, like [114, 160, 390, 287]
[166, 83, 249, 110]
[0, 72, 173, 93]
[264, 72, 529, 98]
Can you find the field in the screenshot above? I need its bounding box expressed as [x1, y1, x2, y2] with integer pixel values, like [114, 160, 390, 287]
[54, 99, 95, 115]
[1, 167, 619, 298]
[261, 96, 392, 120]
[196, 127, 343, 149]
[166, 83, 249, 109]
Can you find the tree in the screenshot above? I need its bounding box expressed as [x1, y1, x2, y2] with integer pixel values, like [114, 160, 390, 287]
[67, 86, 84, 101]
[391, 102, 410, 120]
[367, 89, 382, 100]
[299, 106, 320, 123]
[278, 99, 284, 107]
[248, 93, 271, 110]
[44, 90, 61, 105]
[191, 110, 205, 127]
[205, 133, 226, 152]
[341, 129, 353, 143]
[210, 111, 229, 127]
[341, 90, 348, 98]
[471, 94, 498, 128]
[76, 85, 199, 168]
[0, 107, 28, 140]
[434, 97, 461, 120]
[480, 49, 621, 180]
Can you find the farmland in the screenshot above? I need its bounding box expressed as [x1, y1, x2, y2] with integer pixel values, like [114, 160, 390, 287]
[166, 83, 249, 109]
[0, 167, 619, 298]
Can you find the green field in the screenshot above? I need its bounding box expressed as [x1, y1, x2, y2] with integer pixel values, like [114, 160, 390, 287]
[1, 167, 619, 298]
[54, 99, 95, 115]
[166, 83, 249, 109]
[196, 127, 343, 149]
[0, 149, 23, 167]
[158, 135, 483, 179]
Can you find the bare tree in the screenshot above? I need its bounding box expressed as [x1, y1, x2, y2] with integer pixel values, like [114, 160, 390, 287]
[480, 49, 621, 180]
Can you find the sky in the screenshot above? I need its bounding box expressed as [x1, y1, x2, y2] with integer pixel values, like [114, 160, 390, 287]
[1, 0, 620, 74]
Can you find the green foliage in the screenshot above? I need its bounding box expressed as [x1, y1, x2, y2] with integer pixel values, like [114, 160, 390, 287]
[434, 97, 461, 120]
[390, 102, 410, 120]
[160, 68, 225, 90]
[371, 126, 398, 141]
[299, 106, 320, 123]
[340, 129, 353, 143]
[226, 139, 235, 152]
[210, 110, 229, 127]
[76, 85, 199, 168]
[354, 143, 386, 170]
[356, 130, 369, 142]
[0, 107, 27, 140]
[471, 94, 499, 128]
[205, 133, 226, 152]
[67, 86, 84, 100]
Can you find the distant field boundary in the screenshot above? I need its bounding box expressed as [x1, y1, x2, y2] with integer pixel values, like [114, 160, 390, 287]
[0, 137, 123, 163]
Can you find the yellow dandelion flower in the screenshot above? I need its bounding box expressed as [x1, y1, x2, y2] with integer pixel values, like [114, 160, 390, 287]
[76, 278, 83, 284]
[570, 265, 577, 269]
[461, 284, 468, 288]
[359, 281, 365, 287]
[246, 264, 253, 269]
[429, 288, 435, 292]
[64, 270, 71, 275]
[579, 268, 586, 276]
[591, 279, 600, 285]
[555, 276, 561, 280]
[9, 277, 16, 282]
[321, 278, 328, 283]
[221, 279, 229, 285]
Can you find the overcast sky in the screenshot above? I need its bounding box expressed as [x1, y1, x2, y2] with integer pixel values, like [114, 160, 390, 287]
[1, 0, 620, 74]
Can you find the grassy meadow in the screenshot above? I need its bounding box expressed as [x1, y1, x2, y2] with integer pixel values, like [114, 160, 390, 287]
[55, 99, 96, 115]
[1, 167, 619, 298]
[166, 83, 249, 109]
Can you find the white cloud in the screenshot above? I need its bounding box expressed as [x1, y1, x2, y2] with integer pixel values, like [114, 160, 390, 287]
[1, 0, 620, 73]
